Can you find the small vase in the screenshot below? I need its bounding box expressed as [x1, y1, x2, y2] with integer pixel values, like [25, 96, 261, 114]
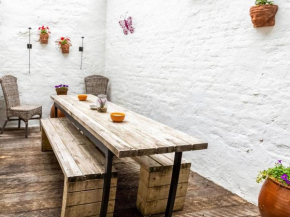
[61, 44, 70, 53]
[97, 94, 108, 113]
[40, 33, 49, 44]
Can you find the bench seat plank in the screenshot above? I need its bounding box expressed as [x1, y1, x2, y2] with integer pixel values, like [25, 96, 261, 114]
[41, 119, 82, 179]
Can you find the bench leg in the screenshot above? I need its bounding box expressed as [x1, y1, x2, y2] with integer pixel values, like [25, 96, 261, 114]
[165, 152, 182, 217]
[61, 177, 117, 217]
[136, 153, 189, 216]
[41, 127, 52, 152]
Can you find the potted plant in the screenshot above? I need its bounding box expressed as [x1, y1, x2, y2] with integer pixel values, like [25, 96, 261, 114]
[250, 0, 278, 28]
[256, 160, 290, 217]
[55, 84, 69, 95]
[55, 37, 72, 53]
[38, 26, 51, 44]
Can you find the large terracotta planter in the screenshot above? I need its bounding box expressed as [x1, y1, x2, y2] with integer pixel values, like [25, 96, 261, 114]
[50, 89, 68, 118]
[250, 5, 278, 28]
[40, 33, 49, 44]
[258, 178, 290, 217]
[61, 44, 70, 53]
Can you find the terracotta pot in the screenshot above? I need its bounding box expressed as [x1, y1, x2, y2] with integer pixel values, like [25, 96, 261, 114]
[61, 44, 70, 53]
[50, 89, 68, 118]
[40, 33, 49, 44]
[250, 5, 278, 28]
[50, 105, 66, 118]
[258, 178, 290, 217]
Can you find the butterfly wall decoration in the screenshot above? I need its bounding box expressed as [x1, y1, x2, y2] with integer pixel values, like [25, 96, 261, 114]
[119, 13, 134, 35]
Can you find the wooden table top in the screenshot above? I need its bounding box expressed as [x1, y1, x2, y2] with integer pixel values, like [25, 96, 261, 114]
[51, 94, 208, 158]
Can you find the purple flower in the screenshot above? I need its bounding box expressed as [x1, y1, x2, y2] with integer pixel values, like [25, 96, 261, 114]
[278, 160, 282, 164]
[281, 174, 290, 185]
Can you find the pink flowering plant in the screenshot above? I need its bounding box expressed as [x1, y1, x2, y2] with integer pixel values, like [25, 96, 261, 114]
[55, 37, 72, 47]
[257, 160, 290, 186]
[38, 26, 51, 34]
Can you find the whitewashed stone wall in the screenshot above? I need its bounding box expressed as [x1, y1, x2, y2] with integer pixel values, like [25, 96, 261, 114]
[0, 0, 106, 125]
[105, 0, 290, 204]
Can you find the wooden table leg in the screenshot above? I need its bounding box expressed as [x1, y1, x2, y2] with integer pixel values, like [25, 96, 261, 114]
[165, 152, 183, 217]
[100, 149, 113, 217]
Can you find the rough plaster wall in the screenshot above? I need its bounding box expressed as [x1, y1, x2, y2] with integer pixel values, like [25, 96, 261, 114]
[0, 0, 106, 126]
[105, 0, 290, 204]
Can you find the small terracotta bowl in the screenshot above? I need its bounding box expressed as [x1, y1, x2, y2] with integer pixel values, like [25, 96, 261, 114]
[111, 113, 125, 122]
[78, 94, 87, 101]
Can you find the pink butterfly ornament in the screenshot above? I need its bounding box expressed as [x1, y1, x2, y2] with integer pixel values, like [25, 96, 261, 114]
[119, 14, 134, 35]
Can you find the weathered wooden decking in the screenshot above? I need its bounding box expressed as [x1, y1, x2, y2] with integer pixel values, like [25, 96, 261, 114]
[0, 128, 260, 217]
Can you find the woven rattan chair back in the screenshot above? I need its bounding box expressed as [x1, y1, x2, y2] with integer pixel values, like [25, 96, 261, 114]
[84, 75, 109, 96]
[0, 75, 21, 110]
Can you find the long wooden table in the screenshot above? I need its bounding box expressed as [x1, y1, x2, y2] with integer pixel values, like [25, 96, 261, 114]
[51, 94, 208, 217]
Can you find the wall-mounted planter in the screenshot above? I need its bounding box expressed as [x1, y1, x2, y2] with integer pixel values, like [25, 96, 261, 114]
[40, 33, 49, 44]
[56, 37, 72, 54]
[250, 5, 278, 28]
[38, 26, 51, 44]
[61, 44, 70, 53]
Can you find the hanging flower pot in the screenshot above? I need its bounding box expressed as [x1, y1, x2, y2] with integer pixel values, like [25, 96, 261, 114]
[38, 26, 51, 44]
[250, 1, 278, 28]
[61, 43, 70, 53]
[55, 37, 72, 54]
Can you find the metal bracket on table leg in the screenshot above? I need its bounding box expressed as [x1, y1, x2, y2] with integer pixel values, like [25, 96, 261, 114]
[165, 152, 183, 217]
[54, 103, 58, 118]
[100, 149, 113, 217]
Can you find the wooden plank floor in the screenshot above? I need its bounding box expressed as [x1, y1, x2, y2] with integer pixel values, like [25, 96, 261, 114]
[0, 127, 260, 217]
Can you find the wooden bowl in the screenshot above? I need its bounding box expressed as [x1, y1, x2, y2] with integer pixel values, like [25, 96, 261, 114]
[111, 113, 125, 122]
[78, 94, 87, 101]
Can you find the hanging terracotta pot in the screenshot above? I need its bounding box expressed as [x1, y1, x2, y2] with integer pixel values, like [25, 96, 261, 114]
[250, 5, 278, 28]
[40, 33, 49, 44]
[61, 44, 70, 53]
[50, 89, 68, 118]
[258, 178, 290, 217]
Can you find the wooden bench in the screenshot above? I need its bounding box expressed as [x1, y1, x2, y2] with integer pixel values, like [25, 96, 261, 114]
[41, 118, 118, 217]
[132, 154, 191, 216]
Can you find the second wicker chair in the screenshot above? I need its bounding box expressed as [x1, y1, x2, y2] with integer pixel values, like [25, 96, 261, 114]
[84, 75, 109, 96]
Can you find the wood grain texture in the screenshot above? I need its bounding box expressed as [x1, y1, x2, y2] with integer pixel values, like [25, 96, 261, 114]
[41, 118, 117, 181]
[51, 94, 208, 158]
[0, 128, 259, 217]
[41, 119, 118, 217]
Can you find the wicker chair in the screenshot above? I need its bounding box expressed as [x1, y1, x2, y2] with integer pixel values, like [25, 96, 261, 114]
[84, 75, 109, 96]
[0, 75, 42, 138]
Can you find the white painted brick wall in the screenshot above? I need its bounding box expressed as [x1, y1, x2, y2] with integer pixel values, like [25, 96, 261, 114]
[0, 0, 106, 125]
[105, 0, 290, 204]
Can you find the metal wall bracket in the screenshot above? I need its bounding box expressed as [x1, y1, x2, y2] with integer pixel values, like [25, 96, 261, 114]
[79, 37, 84, 70]
[28, 27, 32, 74]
